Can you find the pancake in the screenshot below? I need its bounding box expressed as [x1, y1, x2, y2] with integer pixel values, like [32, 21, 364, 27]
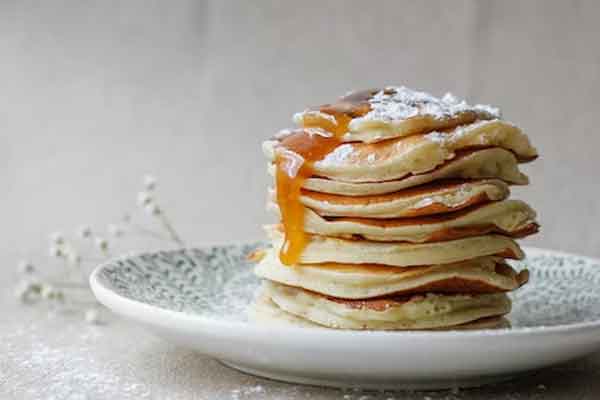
[249, 290, 321, 328]
[263, 120, 537, 183]
[255, 250, 529, 299]
[293, 87, 499, 143]
[267, 227, 524, 267]
[264, 280, 511, 330]
[294, 179, 509, 219]
[297, 148, 529, 196]
[255, 85, 538, 332]
[434, 316, 511, 330]
[292, 200, 538, 243]
[250, 292, 511, 330]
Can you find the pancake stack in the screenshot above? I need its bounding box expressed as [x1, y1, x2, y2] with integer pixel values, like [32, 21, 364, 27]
[252, 87, 539, 330]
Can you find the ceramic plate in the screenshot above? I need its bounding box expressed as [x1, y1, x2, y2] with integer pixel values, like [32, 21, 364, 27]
[90, 243, 600, 390]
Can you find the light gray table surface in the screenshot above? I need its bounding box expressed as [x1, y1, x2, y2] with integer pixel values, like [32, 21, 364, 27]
[1, 268, 599, 400]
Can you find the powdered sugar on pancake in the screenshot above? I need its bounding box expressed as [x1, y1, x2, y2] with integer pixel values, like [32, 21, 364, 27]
[350, 86, 500, 127]
[319, 143, 355, 166]
[424, 119, 518, 144]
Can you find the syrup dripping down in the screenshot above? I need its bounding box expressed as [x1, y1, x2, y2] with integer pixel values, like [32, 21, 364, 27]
[275, 130, 340, 265]
[300, 89, 377, 136]
[275, 89, 379, 265]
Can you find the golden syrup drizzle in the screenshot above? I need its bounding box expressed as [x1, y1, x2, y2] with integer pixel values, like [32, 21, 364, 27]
[275, 89, 380, 265]
[275, 130, 341, 265]
[300, 89, 377, 136]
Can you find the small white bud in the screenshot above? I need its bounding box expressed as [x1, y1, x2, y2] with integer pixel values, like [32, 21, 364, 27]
[49, 246, 63, 258]
[17, 260, 36, 274]
[85, 308, 101, 324]
[108, 224, 124, 237]
[95, 237, 109, 252]
[137, 191, 153, 207]
[78, 226, 93, 239]
[143, 175, 157, 191]
[50, 232, 65, 245]
[40, 284, 53, 298]
[144, 203, 161, 216]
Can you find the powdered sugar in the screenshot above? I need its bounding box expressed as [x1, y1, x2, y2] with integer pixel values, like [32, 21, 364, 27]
[231, 385, 265, 399]
[423, 131, 447, 143]
[319, 143, 355, 166]
[353, 87, 500, 124]
[424, 119, 504, 144]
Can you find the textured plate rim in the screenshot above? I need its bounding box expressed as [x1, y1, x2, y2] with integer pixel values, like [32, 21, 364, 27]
[90, 244, 600, 339]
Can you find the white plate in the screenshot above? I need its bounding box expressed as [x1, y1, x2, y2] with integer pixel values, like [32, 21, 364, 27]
[90, 244, 600, 390]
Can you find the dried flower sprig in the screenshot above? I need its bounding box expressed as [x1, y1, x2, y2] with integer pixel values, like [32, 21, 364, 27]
[15, 174, 185, 324]
[133, 174, 185, 247]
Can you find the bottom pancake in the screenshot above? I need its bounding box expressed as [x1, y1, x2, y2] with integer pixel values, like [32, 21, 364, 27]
[251, 286, 511, 330]
[250, 290, 321, 328]
[261, 281, 511, 330]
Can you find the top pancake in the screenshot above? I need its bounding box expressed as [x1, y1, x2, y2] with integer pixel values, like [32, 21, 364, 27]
[294, 87, 500, 143]
[264, 119, 537, 183]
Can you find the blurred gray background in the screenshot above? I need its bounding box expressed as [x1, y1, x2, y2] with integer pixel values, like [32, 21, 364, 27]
[3, 0, 600, 260]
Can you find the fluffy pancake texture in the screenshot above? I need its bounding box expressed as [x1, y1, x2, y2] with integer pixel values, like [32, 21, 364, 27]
[268, 227, 524, 267]
[255, 250, 528, 299]
[295, 179, 509, 219]
[263, 119, 537, 183]
[263, 280, 511, 330]
[295, 148, 529, 195]
[250, 291, 511, 330]
[294, 200, 538, 243]
[255, 86, 538, 330]
[250, 290, 321, 328]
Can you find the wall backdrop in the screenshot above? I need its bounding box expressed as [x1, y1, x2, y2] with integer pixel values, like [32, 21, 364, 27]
[3, 1, 600, 262]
